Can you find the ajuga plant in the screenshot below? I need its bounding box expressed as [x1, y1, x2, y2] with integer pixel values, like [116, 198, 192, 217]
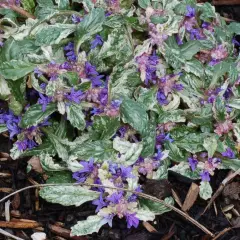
[0, 0, 240, 236]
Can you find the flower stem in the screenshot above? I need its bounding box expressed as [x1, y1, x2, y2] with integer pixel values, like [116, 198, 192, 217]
[10, 5, 36, 19]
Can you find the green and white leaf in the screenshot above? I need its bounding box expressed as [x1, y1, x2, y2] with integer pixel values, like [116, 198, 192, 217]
[40, 154, 67, 171]
[20, 103, 57, 128]
[113, 137, 143, 166]
[135, 208, 155, 222]
[66, 103, 86, 130]
[203, 135, 218, 158]
[0, 60, 37, 80]
[70, 140, 115, 161]
[71, 215, 105, 236]
[75, 8, 105, 51]
[169, 162, 202, 180]
[0, 78, 11, 100]
[140, 197, 174, 215]
[40, 186, 99, 206]
[199, 181, 212, 200]
[120, 98, 148, 134]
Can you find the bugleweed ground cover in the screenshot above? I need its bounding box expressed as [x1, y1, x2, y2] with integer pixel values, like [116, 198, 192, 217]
[0, 0, 240, 239]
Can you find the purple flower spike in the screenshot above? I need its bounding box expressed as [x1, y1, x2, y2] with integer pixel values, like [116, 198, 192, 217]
[222, 147, 235, 159]
[188, 156, 198, 171]
[65, 88, 83, 104]
[34, 68, 43, 78]
[72, 14, 82, 24]
[91, 35, 104, 49]
[64, 42, 77, 62]
[16, 139, 28, 151]
[0, 41, 4, 47]
[6, 122, 20, 139]
[126, 213, 139, 229]
[92, 193, 108, 212]
[185, 5, 196, 18]
[100, 214, 114, 227]
[38, 94, 52, 112]
[107, 192, 123, 204]
[200, 170, 210, 182]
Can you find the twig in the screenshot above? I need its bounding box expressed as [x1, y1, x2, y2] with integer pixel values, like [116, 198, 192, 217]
[9, 5, 36, 19]
[0, 221, 40, 228]
[0, 228, 24, 240]
[0, 182, 214, 237]
[212, 227, 232, 240]
[202, 169, 240, 215]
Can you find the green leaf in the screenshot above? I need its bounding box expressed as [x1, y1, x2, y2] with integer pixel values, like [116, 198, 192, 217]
[140, 197, 174, 215]
[213, 96, 226, 121]
[71, 215, 105, 236]
[228, 22, 240, 35]
[228, 99, 240, 110]
[37, 0, 54, 7]
[183, 59, 204, 78]
[210, 61, 232, 88]
[75, 8, 105, 51]
[40, 186, 99, 206]
[158, 109, 186, 124]
[34, 24, 76, 46]
[199, 2, 216, 21]
[56, 0, 69, 9]
[153, 158, 170, 179]
[46, 171, 73, 183]
[135, 208, 155, 222]
[141, 121, 156, 157]
[169, 162, 201, 180]
[203, 135, 218, 158]
[164, 141, 186, 162]
[0, 38, 40, 63]
[98, 28, 133, 65]
[222, 158, 240, 171]
[138, 0, 151, 9]
[7, 78, 26, 104]
[199, 181, 212, 200]
[113, 137, 143, 166]
[70, 140, 115, 161]
[8, 96, 23, 116]
[180, 40, 204, 60]
[22, 0, 35, 13]
[66, 103, 86, 131]
[0, 78, 11, 100]
[40, 154, 67, 171]
[137, 87, 157, 111]
[174, 133, 205, 153]
[20, 103, 57, 128]
[30, 72, 44, 93]
[0, 124, 7, 134]
[120, 98, 148, 134]
[0, 60, 37, 80]
[91, 116, 120, 140]
[110, 66, 141, 99]
[46, 130, 69, 161]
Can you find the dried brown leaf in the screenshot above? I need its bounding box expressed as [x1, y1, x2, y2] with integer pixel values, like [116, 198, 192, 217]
[28, 156, 43, 173]
[182, 183, 199, 212]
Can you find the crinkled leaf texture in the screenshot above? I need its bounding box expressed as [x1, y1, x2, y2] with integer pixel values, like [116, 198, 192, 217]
[71, 215, 105, 236]
[40, 186, 100, 206]
[0, 60, 37, 80]
[113, 136, 143, 166]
